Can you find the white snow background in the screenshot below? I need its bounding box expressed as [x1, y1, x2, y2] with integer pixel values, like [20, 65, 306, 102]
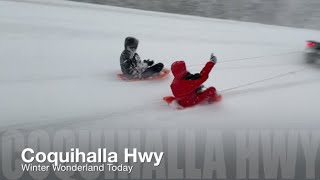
[1, 0, 320, 132]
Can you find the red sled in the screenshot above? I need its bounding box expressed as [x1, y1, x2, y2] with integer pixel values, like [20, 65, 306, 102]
[117, 69, 170, 81]
[163, 94, 222, 109]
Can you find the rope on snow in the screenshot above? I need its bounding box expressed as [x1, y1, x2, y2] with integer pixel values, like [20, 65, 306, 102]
[184, 49, 307, 92]
[219, 67, 308, 93]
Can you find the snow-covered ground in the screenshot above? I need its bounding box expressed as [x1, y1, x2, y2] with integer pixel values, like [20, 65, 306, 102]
[1, 0, 320, 132]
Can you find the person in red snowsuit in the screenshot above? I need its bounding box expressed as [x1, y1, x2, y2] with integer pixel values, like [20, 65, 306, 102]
[170, 54, 220, 107]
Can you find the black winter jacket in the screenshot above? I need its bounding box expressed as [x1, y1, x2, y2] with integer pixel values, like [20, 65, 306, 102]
[120, 49, 147, 78]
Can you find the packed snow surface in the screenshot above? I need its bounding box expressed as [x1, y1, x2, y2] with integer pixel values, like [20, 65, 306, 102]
[1, 0, 320, 131]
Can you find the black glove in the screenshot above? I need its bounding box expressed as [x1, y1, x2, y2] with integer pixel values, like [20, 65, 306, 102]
[192, 73, 201, 80]
[144, 59, 154, 66]
[184, 72, 201, 80]
[210, 53, 217, 64]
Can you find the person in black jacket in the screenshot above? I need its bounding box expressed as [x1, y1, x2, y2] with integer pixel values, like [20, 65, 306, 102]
[120, 37, 164, 79]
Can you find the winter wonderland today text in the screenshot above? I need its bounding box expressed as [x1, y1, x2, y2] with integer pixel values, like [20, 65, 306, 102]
[20, 148, 163, 173]
[2, 129, 320, 179]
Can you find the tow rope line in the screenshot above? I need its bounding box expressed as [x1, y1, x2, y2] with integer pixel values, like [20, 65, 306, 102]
[187, 50, 304, 67]
[220, 67, 308, 92]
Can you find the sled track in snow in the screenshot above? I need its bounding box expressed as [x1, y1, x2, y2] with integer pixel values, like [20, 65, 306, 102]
[2, 67, 318, 136]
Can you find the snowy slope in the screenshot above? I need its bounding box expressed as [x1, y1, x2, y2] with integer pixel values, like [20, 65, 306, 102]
[1, 0, 320, 131]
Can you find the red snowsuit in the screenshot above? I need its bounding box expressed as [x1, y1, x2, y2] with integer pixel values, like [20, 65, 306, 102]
[170, 61, 217, 107]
